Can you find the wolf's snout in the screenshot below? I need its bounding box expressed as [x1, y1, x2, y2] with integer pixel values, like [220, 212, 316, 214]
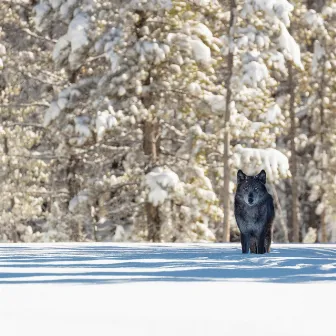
[248, 193, 254, 204]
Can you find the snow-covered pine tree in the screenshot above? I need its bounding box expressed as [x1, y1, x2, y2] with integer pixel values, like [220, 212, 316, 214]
[0, 1, 62, 242]
[268, 0, 336, 243]
[34, 0, 228, 242]
[300, 1, 336, 242]
[26, 0, 333, 244]
[215, 0, 300, 241]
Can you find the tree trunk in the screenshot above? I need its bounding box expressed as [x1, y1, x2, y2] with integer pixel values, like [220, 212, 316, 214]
[222, 0, 236, 243]
[318, 54, 327, 243]
[320, 211, 327, 242]
[288, 61, 300, 242]
[135, 10, 162, 242]
[270, 183, 289, 243]
[66, 154, 83, 241]
[143, 120, 161, 242]
[3, 135, 18, 242]
[307, 0, 327, 244]
[145, 202, 161, 242]
[307, 0, 326, 12]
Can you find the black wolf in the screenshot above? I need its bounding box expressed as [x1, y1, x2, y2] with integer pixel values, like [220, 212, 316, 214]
[234, 170, 275, 254]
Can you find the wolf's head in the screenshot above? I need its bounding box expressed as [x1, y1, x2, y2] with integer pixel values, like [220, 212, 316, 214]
[235, 170, 268, 206]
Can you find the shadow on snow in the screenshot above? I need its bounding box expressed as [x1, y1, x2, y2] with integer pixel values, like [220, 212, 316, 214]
[0, 244, 335, 284]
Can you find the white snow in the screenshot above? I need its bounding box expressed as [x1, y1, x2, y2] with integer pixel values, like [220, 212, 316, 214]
[242, 60, 269, 88]
[266, 103, 282, 123]
[305, 9, 324, 27]
[49, 0, 62, 10]
[0, 43, 6, 56]
[204, 92, 226, 114]
[75, 117, 91, 140]
[98, 28, 121, 72]
[67, 13, 90, 69]
[43, 101, 61, 127]
[192, 0, 211, 6]
[130, 0, 172, 10]
[243, 0, 294, 26]
[316, 202, 325, 216]
[68, 13, 89, 53]
[52, 35, 70, 64]
[146, 167, 180, 206]
[322, 4, 336, 17]
[269, 51, 287, 74]
[189, 39, 212, 65]
[278, 22, 304, 70]
[135, 41, 170, 65]
[96, 110, 118, 141]
[0, 243, 335, 336]
[303, 227, 317, 243]
[312, 40, 325, 74]
[106, 49, 120, 72]
[34, 3, 51, 31]
[52, 12, 89, 69]
[233, 145, 290, 180]
[189, 22, 213, 40]
[188, 82, 202, 95]
[60, 0, 78, 20]
[68, 191, 89, 212]
[192, 165, 213, 190]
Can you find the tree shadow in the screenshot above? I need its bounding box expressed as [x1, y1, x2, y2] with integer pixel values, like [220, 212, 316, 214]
[0, 244, 335, 284]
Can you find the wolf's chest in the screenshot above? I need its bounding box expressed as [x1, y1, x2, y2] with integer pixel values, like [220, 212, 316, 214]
[235, 201, 267, 230]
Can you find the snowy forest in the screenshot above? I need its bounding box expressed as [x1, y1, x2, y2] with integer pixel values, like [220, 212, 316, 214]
[0, 0, 335, 244]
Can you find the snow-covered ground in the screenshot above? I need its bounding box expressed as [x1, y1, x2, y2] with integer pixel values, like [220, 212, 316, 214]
[0, 243, 335, 335]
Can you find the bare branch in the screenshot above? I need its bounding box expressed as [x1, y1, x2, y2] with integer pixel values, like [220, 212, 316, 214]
[21, 28, 57, 44]
[1, 0, 30, 9]
[85, 54, 106, 64]
[0, 102, 49, 108]
[19, 70, 64, 87]
[2, 122, 46, 129]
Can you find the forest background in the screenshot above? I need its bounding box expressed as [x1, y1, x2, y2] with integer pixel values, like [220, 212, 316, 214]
[0, 0, 335, 244]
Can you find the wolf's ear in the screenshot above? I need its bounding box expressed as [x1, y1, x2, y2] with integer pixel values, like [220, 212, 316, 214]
[237, 170, 246, 184]
[255, 170, 266, 184]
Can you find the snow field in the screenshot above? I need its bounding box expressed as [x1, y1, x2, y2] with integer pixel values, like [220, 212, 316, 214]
[0, 243, 335, 336]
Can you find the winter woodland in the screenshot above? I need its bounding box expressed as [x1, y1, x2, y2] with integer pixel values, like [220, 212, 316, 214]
[0, 0, 335, 243]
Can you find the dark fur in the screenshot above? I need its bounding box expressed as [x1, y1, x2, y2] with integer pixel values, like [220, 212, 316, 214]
[234, 170, 275, 254]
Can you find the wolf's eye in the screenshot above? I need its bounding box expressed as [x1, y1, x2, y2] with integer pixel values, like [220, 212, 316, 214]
[254, 187, 258, 191]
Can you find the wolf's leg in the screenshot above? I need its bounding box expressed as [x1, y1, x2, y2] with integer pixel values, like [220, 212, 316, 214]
[241, 233, 250, 254]
[249, 236, 257, 254]
[265, 227, 272, 253]
[256, 232, 266, 254]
